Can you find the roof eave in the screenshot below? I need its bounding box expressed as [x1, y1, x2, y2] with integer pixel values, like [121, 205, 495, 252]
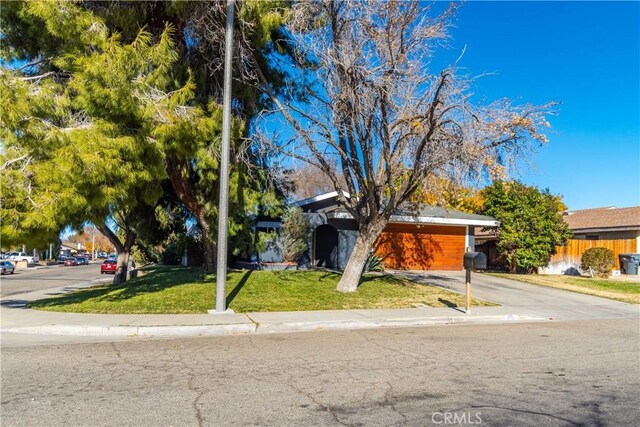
[293, 191, 351, 207]
[571, 226, 640, 233]
[328, 211, 499, 227]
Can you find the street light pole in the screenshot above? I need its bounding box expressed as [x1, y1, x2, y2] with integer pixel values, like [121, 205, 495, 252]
[211, 0, 236, 314]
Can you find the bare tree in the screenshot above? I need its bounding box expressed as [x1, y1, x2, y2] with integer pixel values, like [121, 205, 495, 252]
[254, 1, 552, 292]
[287, 161, 347, 200]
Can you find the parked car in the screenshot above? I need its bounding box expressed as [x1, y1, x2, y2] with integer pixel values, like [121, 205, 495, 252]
[0, 261, 15, 275]
[76, 257, 89, 265]
[64, 257, 79, 266]
[101, 259, 117, 274]
[8, 252, 39, 264]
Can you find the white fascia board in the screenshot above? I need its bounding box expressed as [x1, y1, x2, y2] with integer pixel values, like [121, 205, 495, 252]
[328, 211, 499, 227]
[390, 215, 500, 227]
[293, 191, 351, 207]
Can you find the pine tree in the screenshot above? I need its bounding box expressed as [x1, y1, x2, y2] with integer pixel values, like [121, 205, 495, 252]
[1, 1, 290, 278]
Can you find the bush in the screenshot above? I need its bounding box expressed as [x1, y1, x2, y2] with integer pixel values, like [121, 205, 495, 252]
[281, 206, 309, 263]
[580, 247, 616, 278]
[364, 252, 384, 272]
[160, 240, 182, 265]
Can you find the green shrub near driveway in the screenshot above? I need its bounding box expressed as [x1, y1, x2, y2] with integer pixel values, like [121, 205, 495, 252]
[580, 247, 617, 278]
[28, 266, 495, 314]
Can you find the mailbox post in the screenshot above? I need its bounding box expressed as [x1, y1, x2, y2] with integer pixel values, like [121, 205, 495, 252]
[465, 268, 472, 314]
[463, 252, 487, 314]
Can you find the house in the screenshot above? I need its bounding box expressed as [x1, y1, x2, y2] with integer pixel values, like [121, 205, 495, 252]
[257, 192, 499, 271]
[59, 241, 85, 256]
[562, 206, 640, 243]
[539, 206, 640, 275]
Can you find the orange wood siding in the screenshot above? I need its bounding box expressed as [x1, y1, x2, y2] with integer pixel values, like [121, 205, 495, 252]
[375, 224, 466, 270]
[549, 239, 638, 267]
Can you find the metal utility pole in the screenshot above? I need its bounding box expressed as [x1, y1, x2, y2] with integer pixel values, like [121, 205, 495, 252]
[211, 0, 236, 314]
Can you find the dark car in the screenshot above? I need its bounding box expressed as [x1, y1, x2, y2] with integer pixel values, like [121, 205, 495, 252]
[64, 257, 79, 266]
[76, 257, 89, 265]
[101, 259, 117, 274]
[0, 261, 15, 275]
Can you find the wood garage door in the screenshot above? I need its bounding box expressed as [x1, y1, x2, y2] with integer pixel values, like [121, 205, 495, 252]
[375, 223, 466, 270]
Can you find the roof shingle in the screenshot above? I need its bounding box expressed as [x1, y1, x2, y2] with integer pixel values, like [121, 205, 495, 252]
[563, 206, 640, 231]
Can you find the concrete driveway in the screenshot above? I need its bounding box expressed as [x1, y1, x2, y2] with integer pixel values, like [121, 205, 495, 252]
[395, 270, 640, 321]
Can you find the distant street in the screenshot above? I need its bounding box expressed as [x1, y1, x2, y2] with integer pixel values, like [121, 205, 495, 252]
[2, 319, 639, 426]
[0, 264, 104, 298]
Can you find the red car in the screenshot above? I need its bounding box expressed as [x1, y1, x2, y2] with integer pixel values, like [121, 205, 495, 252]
[101, 259, 117, 274]
[64, 257, 79, 266]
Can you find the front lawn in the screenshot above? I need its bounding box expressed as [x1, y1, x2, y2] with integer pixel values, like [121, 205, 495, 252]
[29, 266, 495, 314]
[489, 273, 640, 304]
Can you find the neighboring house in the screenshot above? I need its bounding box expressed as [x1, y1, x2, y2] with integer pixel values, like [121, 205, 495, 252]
[59, 241, 85, 256]
[476, 206, 640, 275]
[562, 206, 640, 243]
[256, 192, 499, 271]
[540, 206, 640, 275]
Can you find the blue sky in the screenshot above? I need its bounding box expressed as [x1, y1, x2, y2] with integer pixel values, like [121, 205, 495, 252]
[441, 1, 639, 210]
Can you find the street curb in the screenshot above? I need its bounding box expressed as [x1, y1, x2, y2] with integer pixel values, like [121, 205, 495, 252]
[0, 314, 549, 338]
[252, 314, 549, 334]
[1, 323, 257, 337]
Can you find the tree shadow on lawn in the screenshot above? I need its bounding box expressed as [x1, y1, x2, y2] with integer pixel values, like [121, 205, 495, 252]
[28, 266, 204, 309]
[359, 274, 415, 287]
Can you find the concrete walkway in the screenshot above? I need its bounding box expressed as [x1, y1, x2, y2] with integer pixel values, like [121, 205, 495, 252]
[1, 271, 638, 339]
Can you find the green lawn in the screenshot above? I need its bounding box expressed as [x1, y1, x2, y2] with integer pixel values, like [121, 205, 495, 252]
[489, 273, 640, 304]
[29, 266, 495, 314]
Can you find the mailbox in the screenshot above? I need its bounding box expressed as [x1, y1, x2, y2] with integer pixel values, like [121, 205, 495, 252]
[463, 252, 487, 270]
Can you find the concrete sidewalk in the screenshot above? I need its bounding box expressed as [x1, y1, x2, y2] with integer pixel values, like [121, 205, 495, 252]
[1, 271, 638, 339]
[1, 304, 546, 338]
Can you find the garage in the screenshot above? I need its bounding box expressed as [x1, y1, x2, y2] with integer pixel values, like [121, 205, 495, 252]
[266, 191, 500, 272]
[375, 223, 467, 270]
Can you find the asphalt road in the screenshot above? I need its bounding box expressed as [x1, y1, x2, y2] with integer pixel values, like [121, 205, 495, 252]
[2, 319, 638, 426]
[0, 264, 105, 298]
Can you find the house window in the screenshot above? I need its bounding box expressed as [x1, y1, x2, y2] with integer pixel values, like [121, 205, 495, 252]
[585, 234, 599, 240]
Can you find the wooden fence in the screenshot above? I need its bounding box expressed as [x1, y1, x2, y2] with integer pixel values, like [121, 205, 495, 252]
[543, 239, 638, 273]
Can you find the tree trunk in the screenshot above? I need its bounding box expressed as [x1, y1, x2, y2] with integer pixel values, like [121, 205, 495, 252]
[336, 219, 388, 293]
[113, 251, 130, 285]
[97, 222, 135, 285]
[201, 230, 216, 274]
[166, 155, 217, 272]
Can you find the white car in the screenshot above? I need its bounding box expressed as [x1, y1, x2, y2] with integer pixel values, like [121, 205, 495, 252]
[7, 252, 39, 264]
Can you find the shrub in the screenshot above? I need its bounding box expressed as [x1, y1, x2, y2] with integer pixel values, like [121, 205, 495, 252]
[364, 252, 384, 272]
[281, 206, 309, 263]
[580, 247, 616, 278]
